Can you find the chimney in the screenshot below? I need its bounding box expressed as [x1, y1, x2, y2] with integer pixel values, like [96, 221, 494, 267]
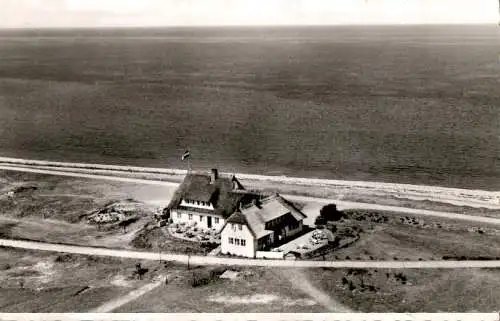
[210, 168, 218, 184]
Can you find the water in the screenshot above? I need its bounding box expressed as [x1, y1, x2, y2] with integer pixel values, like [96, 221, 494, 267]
[0, 25, 498, 190]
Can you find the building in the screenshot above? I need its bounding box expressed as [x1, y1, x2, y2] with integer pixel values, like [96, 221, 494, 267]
[220, 194, 307, 258]
[166, 169, 259, 232]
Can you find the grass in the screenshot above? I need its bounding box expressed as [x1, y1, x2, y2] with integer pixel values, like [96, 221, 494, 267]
[302, 210, 500, 311]
[0, 248, 167, 312]
[117, 266, 323, 313]
[3, 170, 500, 312]
[308, 267, 500, 312]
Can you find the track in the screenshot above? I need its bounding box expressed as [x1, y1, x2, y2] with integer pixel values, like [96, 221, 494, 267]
[0, 156, 498, 209]
[4, 238, 500, 269]
[1, 165, 500, 227]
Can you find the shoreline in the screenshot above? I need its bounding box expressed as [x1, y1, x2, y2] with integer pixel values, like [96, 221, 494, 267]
[0, 156, 498, 210]
[1, 156, 498, 193]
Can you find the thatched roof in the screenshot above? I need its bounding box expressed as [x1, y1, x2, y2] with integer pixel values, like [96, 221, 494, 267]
[167, 172, 259, 219]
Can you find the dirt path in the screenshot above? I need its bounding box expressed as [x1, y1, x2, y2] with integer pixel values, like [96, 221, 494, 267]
[2, 165, 500, 225]
[89, 278, 164, 312]
[7, 238, 500, 269]
[0, 158, 498, 209]
[280, 268, 352, 312]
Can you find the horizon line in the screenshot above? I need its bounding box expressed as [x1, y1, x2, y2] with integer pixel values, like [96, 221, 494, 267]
[0, 22, 497, 30]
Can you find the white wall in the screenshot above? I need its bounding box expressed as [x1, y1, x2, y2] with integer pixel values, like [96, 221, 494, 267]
[171, 209, 225, 232]
[256, 251, 284, 260]
[221, 223, 255, 258]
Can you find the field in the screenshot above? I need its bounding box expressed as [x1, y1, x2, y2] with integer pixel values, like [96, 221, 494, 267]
[2, 169, 500, 311]
[0, 247, 149, 312]
[0, 170, 214, 254]
[0, 247, 332, 313]
[303, 210, 500, 312]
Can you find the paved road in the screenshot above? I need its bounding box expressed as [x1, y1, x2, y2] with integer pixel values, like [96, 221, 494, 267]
[1, 165, 500, 227]
[4, 238, 500, 269]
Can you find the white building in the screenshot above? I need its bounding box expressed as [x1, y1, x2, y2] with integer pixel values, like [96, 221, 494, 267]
[166, 169, 259, 232]
[221, 194, 306, 258]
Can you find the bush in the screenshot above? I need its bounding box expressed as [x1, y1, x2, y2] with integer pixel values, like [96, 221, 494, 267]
[314, 216, 327, 227]
[317, 204, 345, 224]
[188, 268, 222, 287]
[0, 263, 11, 270]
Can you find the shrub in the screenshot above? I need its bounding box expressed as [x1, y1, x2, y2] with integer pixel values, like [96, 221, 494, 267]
[0, 263, 11, 270]
[314, 216, 327, 227]
[188, 268, 222, 287]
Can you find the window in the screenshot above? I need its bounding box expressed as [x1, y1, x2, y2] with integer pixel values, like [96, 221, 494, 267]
[188, 214, 193, 220]
[177, 213, 181, 219]
[214, 217, 219, 224]
[238, 224, 242, 231]
[235, 239, 240, 246]
[241, 239, 246, 246]
[199, 215, 203, 222]
[229, 237, 234, 244]
[197, 201, 200, 205]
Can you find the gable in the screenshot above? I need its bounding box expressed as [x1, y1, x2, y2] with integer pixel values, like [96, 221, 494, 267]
[167, 172, 259, 219]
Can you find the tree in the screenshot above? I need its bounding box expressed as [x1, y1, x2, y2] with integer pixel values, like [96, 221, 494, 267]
[320, 204, 344, 222]
[314, 215, 327, 226]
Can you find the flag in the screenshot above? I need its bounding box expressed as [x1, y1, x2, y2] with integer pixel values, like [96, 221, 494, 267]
[181, 150, 190, 160]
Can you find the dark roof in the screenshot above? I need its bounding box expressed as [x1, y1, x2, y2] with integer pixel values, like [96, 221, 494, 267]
[167, 172, 259, 219]
[226, 212, 247, 225]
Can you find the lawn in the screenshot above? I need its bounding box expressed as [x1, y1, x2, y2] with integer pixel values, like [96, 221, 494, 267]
[0, 248, 162, 312]
[303, 210, 500, 312]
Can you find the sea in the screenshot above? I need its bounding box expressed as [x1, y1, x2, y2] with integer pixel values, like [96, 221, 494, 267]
[0, 25, 498, 190]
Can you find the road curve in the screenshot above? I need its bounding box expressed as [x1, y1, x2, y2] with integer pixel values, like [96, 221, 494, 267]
[1, 164, 500, 227]
[3, 238, 500, 269]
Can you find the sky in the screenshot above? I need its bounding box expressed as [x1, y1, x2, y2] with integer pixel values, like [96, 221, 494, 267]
[1, 0, 498, 28]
